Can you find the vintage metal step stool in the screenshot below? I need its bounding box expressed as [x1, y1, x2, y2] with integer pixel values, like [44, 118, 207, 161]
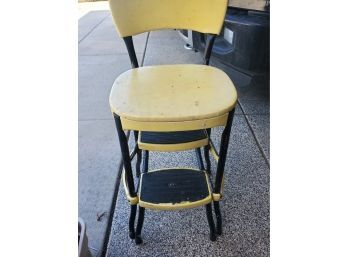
[108, 0, 237, 244]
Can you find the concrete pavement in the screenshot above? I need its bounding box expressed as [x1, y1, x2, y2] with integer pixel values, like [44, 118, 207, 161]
[78, 4, 149, 255]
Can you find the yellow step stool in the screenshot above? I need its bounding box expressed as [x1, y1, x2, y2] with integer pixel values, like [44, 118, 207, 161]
[108, 0, 237, 244]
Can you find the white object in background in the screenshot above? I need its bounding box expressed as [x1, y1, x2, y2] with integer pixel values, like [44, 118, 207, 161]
[224, 27, 234, 45]
[78, 218, 93, 257]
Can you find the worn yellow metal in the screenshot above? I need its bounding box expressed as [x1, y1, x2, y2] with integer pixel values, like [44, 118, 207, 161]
[138, 169, 213, 210]
[120, 113, 229, 132]
[209, 142, 220, 162]
[139, 197, 212, 210]
[212, 193, 222, 201]
[108, 0, 228, 37]
[212, 175, 225, 201]
[122, 169, 139, 205]
[110, 64, 237, 131]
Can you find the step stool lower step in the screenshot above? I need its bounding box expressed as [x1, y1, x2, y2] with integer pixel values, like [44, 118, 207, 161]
[139, 168, 212, 210]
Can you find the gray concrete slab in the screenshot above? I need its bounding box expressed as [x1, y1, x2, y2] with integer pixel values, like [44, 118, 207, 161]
[78, 119, 121, 251]
[210, 59, 253, 90]
[78, 2, 110, 19]
[79, 14, 148, 57]
[107, 115, 269, 257]
[246, 115, 270, 162]
[79, 10, 110, 43]
[78, 54, 133, 121]
[144, 30, 203, 65]
[239, 99, 269, 115]
[210, 59, 269, 115]
[237, 77, 269, 115]
[78, 6, 148, 253]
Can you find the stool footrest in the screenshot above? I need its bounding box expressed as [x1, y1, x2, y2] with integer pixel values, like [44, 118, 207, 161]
[138, 130, 208, 151]
[139, 169, 212, 210]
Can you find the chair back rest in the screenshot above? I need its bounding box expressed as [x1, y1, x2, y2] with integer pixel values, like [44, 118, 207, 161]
[109, 0, 228, 37]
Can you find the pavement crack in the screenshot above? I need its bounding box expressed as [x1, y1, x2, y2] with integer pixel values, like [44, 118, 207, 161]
[238, 100, 270, 168]
[96, 211, 108, 222]
[79, 13, 110, 44]
[100, 130, 130, 257]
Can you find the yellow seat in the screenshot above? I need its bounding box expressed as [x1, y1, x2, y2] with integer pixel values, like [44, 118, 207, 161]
[110, 64, 237, 132]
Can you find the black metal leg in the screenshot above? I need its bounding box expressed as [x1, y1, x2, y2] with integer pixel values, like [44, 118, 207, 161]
[135, 150, 148, 244]
[142, 150, 149, 174]
[212, 109, 235, 239]
[135, 206, 145, 244]
[203, 147, 211, 175]
[205, 203, 217, 241]
[195, 148, 205, 170]
[204, 129, 211, 174]
[136, 150, 142, 177]
[214, 109, 235, 195]
[129, 205, 137, 239]
[133, 131, 142, 178]
[114, 115, 137, 241]
[213, 201, 222, 235]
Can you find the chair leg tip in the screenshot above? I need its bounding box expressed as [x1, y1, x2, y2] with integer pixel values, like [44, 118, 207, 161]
[129, 232, 135, 239]
[216, 228, 222, 235]
[135, 236, 143, 244]
[216, 223, 222, 235]
[210, 233, 217, 241]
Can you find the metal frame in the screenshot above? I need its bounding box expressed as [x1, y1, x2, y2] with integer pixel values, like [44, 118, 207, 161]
[113, 114, 137, 240]
[133, 131, 142, 177]
[203, 34, 216, 65]
[195, 109, 235, 237]
[201, 34, 216, 177]
[213, 109, 235, 234]
[195, 147, 217, 241]
[106, 32, 236, 248]
[135, 150, 148, 244]
[124, 36, 139, 68]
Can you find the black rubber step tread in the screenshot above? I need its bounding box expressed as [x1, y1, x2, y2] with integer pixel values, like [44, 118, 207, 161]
[140, 169, 209, 204]
[140, 130, 207, 145]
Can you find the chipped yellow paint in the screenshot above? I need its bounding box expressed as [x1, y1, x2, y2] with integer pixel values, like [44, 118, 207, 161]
[138, 131, 208, 152]
[139, 196, 212, 210]
[110, 65, 237, 131]
[209, 142, 220, 162]
[120, 113, 229, 132]
[213, 175, 225, 201]
[108, 0, 228, 37]
[212, 193, 222, 201]
[122, 169, 138, 205]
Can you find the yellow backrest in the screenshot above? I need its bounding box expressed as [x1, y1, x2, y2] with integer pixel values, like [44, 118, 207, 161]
[108, 0, 228, 37]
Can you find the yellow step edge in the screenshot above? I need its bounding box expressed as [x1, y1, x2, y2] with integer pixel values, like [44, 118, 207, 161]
[120, 113, 229, 132]
[122, 169, 139, 205]
[138, 169, 213, 210]
[138, 134, 208, 152]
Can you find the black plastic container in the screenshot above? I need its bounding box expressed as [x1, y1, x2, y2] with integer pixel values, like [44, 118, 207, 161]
[192, 8, 270, 76]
